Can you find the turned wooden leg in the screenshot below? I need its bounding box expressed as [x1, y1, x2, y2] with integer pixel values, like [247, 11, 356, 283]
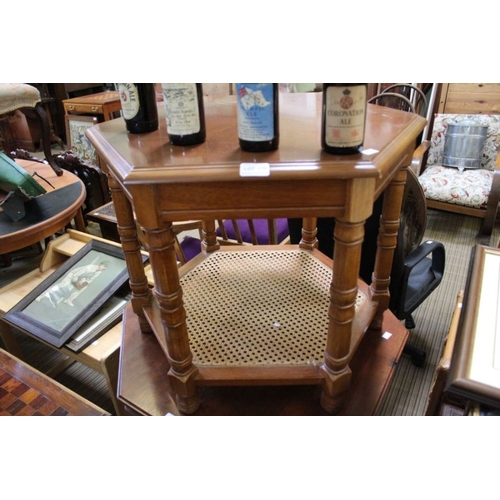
[370, 168, 407, 330]
[201, 220, 220, 253]
[320, 218, 365, 414]
[108, 176, 152, 333]
[299, 217, 318, 250]
[145, 224, 200, 414]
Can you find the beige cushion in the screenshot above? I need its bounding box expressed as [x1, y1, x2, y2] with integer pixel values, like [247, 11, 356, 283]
[0, 83, 41, 114]
[419, 165, 492, 209]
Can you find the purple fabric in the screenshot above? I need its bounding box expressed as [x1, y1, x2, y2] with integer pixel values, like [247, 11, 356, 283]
[180, 236, 202, 261]
[217, 218, 289, 245]
[180, 219, 290, 263]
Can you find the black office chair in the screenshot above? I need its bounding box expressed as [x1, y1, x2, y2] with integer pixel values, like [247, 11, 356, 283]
[388, 169, 445, 366]
[287, 168, 445, 367]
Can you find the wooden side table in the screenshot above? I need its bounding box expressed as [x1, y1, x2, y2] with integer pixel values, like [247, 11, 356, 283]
[63, 91, 121, 122]
[87, 93, 426, 415]
[0, 230, 127, 415]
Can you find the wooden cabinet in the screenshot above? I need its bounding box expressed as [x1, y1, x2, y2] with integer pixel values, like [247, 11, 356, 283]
[438, 83, 500, 114]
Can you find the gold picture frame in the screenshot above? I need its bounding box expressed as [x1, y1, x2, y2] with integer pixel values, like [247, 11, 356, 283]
[65, 115, 98, 165]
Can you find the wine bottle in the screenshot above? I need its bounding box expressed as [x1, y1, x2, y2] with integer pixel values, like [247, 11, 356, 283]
[321, 83, 367, 155]
[236, 83, 279, 152]
[118, 83, 159, 134]
[161, 83, 206, 146]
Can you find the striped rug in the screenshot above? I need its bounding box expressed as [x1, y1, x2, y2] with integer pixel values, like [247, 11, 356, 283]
[376, 209, 500, 415]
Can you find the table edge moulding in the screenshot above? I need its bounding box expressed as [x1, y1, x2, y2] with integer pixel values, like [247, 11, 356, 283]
[0, 159, 86, 255]
[86, 92, 426, 415]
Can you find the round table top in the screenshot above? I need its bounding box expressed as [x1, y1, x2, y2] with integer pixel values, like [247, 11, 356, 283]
[0, 159, 85, 254]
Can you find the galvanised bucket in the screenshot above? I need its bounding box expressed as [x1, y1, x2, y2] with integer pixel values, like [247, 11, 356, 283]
[443, 119, 488, 171]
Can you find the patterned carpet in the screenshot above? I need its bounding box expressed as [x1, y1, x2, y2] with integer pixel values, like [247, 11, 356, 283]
[2, 212, 499, 416]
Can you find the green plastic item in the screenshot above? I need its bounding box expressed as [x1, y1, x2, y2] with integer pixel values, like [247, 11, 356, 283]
[0, 151, 46, 199]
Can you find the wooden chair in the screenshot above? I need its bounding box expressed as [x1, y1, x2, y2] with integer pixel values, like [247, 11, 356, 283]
[51, 150, 111, 219]
[171, 219, 290, 268]
[380, 83, 428, 116]
[368, 92, 417, 114]
[0, 84, 63, 177]
[416, 113, 500, 236]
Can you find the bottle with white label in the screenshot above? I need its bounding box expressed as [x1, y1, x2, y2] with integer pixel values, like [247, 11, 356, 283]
[321, 83, 367, 155]
[236, 83, 279, 152]
[118, 83, 158, 134]
[161, 83, 206, 146]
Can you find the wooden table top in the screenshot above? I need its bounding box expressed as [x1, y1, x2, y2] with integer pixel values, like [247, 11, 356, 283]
[87, 93, 426, 200]
[62, 90, 120, 106]
[0, 348, 109, 416]
[0, 160, 85, 254]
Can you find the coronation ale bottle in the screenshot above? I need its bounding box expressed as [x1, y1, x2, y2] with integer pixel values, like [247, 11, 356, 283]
[162, 83, 206, 146]
[321, 83, 367, 155]
[118, 83, 158, 134]
[236, 83, 279, 152]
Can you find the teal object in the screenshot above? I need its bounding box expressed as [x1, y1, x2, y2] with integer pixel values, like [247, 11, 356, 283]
[0, 151, 47, 221]
[0, 151, 46, 199]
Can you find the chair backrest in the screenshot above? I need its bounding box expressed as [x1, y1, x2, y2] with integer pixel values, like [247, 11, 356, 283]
[368, 93, 416, 114]
[381, 84, 428, 117]
[427, 114, 500, 171]
[52, 150, 111, 214]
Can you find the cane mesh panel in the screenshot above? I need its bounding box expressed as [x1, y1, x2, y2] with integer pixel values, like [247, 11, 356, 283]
[180, 250, 366, 367]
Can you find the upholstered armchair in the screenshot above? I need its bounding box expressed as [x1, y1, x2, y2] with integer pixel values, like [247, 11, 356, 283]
[416, 113, 500, 235]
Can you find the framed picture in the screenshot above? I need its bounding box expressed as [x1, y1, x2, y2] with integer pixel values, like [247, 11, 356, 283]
[4, 240, 143, 348]
[447, 244, 500, 409]
[65, 115, 99, 165]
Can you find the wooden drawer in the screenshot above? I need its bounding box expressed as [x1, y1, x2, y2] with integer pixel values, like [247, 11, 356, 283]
[64, 102, 105, 114]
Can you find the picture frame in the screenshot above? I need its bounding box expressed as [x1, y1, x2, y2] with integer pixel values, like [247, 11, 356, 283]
[4, 240, 143, 348]
[447, 244, 500, 409]
[65, 292, 130, 352]
[65, 115, 99, 165]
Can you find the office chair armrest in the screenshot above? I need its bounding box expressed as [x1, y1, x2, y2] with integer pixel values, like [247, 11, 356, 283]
[411, 140, 431, 176]
[404, 240, 445, 275]
[396, 240, 446, 321]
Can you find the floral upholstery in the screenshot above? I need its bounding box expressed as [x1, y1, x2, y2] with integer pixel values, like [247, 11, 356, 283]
[419, 114, 500, 209]
[0, 83, 41, 114]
